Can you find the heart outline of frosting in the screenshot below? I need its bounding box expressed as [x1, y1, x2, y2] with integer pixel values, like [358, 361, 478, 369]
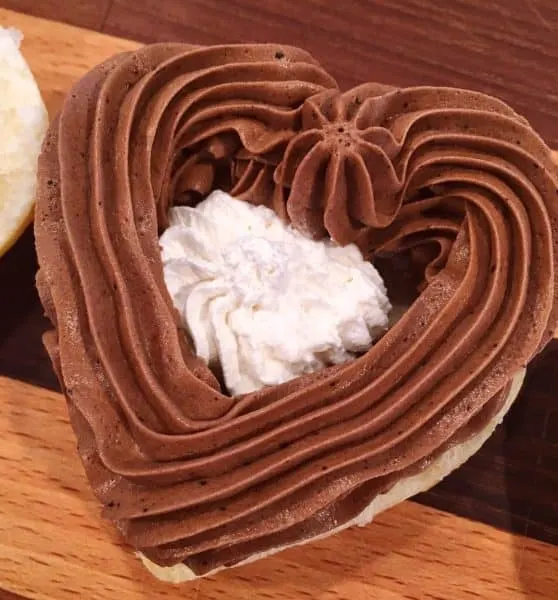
[34, 43, 558, 574]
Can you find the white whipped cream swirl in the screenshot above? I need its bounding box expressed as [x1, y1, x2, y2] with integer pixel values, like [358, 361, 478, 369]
[159, 191, 391, 396]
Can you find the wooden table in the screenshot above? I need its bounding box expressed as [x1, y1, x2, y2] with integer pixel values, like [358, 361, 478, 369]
[0, 7, 557, 600]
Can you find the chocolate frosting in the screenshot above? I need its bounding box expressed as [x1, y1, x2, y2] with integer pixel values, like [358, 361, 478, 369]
[35, 43, 558, 575]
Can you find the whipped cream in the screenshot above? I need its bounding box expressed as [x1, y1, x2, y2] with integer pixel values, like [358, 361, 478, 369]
[159, 191, 391, 395]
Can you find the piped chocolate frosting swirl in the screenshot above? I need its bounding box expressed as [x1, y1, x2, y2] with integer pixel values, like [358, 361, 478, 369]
[35, 43, 558, 575]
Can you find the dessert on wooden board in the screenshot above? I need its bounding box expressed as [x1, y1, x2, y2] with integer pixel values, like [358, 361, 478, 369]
[25, 40, 558, 581]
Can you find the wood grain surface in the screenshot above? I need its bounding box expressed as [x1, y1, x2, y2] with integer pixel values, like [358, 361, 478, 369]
[2, 375, 558, 600]
[1, 0, 111, 31]
[0, 5, 557, 600]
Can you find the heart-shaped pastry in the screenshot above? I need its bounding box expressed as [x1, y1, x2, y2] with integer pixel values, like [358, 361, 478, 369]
[35, 43, 558, 581]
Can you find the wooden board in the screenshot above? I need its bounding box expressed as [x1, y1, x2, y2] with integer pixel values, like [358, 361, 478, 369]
[2, 376, 558, 600]
[0, 7, 557, 600]
[1, 0, 112, 31]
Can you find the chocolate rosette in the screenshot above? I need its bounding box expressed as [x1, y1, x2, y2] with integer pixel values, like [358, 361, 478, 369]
[35, 42, 558, 576]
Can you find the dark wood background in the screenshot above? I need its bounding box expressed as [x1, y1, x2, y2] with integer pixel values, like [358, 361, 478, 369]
[1, 0, 557, 548]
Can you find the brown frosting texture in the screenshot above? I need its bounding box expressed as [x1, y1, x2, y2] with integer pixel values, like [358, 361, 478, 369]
[35, 42, 558, 576]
